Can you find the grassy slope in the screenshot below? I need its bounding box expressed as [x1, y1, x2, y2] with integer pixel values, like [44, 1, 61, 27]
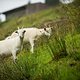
[0, 6, 60, 39]
[0, 5, 80, 80]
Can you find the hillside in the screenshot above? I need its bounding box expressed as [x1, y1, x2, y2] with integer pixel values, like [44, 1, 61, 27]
[0, 4, 80, 80]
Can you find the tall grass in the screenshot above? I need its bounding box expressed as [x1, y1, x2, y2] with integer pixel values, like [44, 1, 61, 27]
[0, 3, 80, 80]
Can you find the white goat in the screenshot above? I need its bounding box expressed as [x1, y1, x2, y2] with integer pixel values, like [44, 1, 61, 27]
[5, 27, 52, 53]
[0, 29, 26, 62]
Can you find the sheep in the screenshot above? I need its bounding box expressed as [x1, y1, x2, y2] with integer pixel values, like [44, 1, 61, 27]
[5, 27, 52, 53]
[0, 29, 26, 62]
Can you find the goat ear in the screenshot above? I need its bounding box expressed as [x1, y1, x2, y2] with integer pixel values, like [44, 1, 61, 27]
[44, 28, 46, 31]
[15, 30, 18, 33]
[22, 26, 23, 29]
[18, 27, 20, 30]
[23, 30, 26, 34]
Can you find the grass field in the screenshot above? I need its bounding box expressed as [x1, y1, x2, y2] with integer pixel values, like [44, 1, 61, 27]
[0, 4, 80, 80]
